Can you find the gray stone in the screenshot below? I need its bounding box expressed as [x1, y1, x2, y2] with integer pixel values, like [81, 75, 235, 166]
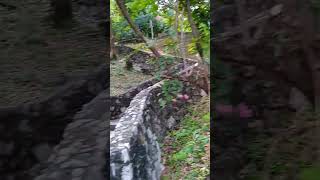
[120, 107, 126, 113]
[32, 143, 52, 162]
[270, 4, 283, 16]
[59, 147, 74, 155]
[49, 99, 66, 116]
[47, 171, 70, 179]
[18, 119, 32, 132]
[111, 77, 194, 179]
[60, 159, 89, 168]
[34, 175, 47, 180]
[56, 155, 69, 164]
[288, 87, 311, 112]
[0, 141, 14, 155]
[72, 168, 85, 177]
[167, 116, 176, 129]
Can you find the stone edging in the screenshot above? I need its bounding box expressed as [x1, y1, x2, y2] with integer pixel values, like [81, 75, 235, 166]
[110, 82, 164, 180]
[110, 76, 197, 179]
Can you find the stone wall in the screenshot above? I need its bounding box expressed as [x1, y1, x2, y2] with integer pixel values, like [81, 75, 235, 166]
[33, 90, 108, 180]
[110, 78, 158, 121]
[110, 80, 196, 180]
[0, 64, 107, 180]
[115, 45, 197, 75]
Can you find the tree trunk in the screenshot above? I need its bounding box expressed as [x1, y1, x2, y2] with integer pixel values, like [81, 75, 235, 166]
[115, 0, 161, 57]
[185, 0, 204, 61]
[174, 0, 179, 36]
[110, 23, 117, 60]
[180, 7, 186, 62]
[50, 0, 73, 26]
[174, 0, 180, 56]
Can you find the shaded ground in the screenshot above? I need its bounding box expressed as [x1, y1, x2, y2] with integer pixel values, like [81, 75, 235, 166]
[0, 0, 105, 106]
[110, 58, 152, 96]
[110, 33, 203, 96]
[240, 110, 320, 180]
[213, 61, 320, 180]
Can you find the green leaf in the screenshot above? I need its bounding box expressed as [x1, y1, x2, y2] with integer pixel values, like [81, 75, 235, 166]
[173, 151, 188, 161]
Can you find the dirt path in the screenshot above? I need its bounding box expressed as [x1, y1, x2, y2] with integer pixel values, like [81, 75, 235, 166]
[110, 58, 152, 96]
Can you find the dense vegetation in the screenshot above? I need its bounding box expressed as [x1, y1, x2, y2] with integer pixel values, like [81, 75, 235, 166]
[111, 0, 210, 179]
[161, 97, 210, 179]
[111, 0, 210, 60]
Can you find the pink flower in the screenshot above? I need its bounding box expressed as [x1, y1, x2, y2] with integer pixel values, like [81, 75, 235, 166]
[177, 94, 184, 99]
[183, 94, 189, 100]
[155, 16, 162, 21]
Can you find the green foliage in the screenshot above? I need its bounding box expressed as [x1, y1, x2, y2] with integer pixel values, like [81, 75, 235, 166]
[111, 0, 169, 40]
[198, 22, 210, 59]
[247, 140, 268, 165]
[159, 79, 183, 108]
[112, 21, 135, 40]
[163, 38, 179, 54]
[154, 56, 175, 80]
[187, 39, 198, 55]
[190, 0, 210, 27]
[111, 0, 135, 40]
[162, 110, 210, 179]
[134, 13, 168, 38]
[126, 0, 158, 17]
[299, 166, 320, 180]
[270, 162, 288, 175]
[111, 0, 210, 62]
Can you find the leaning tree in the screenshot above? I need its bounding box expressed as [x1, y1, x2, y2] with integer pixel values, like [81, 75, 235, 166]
[115, 0, 161, 57]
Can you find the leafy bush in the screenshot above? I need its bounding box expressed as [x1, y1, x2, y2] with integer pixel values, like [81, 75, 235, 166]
[112, 13, 168, 41]
[162, 110, 210, 179]
[112, 21, 135, 40]
[159, 79, 183, 108]
[134, 13, 168, 38]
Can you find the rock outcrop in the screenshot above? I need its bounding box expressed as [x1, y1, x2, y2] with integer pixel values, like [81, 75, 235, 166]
[34, 90, 108, 180]
[0, 64, 107, 180]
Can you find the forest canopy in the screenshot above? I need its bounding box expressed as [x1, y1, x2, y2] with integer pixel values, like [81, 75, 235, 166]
[110, 0, 210, 60]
